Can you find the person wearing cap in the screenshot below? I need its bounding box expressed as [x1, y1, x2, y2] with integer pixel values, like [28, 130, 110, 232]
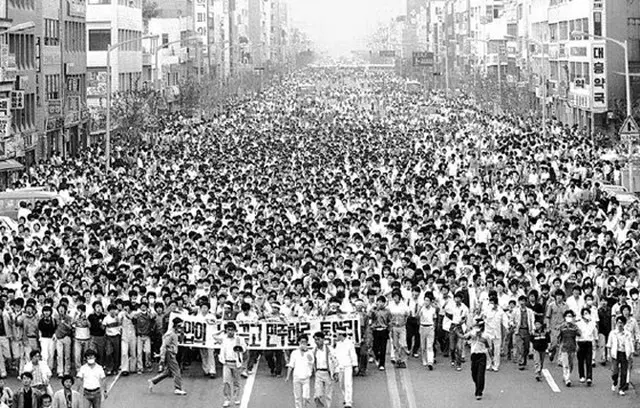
[445, 291, 470, 371]
[217, 322, 247, 407]
[147, 317, 186, 396]
[334, 328, 357, 408]
[52, 374, 81, 408]
[464, 319, 492, 400]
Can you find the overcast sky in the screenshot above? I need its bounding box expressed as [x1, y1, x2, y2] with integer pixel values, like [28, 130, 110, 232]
[287, 0, 406, 56]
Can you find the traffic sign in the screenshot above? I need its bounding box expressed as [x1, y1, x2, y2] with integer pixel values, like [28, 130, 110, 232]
[619, 115, 640, 136]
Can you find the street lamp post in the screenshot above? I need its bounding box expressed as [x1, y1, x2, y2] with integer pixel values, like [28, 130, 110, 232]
[573, 30, 633, 187]
[106, 34, 158, 172]
[520, 37, 549, 139]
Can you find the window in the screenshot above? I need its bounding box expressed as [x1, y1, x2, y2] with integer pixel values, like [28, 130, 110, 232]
[88, 0, 111, 3]
[559, 21, 568, 41]
[197, 13, 206, 23]
[594, 12, 602, 37]
[8, 0, 35, 8]
[66, 22, 85, 52]
[45, 74, 61, 100]
[549, 23, 558, 42]
[630, 40, 640, 63]
[12, 93, 35, 133]
[583, 62, 590, 84]
[88, 29, 111, 51]
[8, 33, 35, 70]
[44, 19, 60, 46]
[162, 34, 169, 45]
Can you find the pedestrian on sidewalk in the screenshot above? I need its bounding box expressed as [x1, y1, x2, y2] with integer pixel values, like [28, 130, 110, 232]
[148, 317, 186, 396]
[76, 350, 107, 408]
[286, 334, 314, 408]
[464, 319, 492, 401]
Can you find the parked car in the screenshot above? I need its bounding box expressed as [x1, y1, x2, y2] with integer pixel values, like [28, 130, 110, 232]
[601, 184, 640, 206]
[0, 188, 69, 219]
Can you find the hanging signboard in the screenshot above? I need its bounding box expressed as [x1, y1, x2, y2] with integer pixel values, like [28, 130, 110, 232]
[591, 42, 607, 112]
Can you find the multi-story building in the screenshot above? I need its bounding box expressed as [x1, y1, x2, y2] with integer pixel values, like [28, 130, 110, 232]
[248, 0, 271, 67]
[41, 0, 88, 160]
[2, 0, 39, 181]
[86, 0, 143, 108]
[270, 0, 289, 70]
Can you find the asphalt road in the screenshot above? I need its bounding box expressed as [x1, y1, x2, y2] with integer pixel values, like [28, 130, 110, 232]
[5, 354, 638, 408]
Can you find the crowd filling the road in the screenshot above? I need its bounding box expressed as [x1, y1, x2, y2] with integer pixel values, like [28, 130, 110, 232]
[0, 68, 636, 408]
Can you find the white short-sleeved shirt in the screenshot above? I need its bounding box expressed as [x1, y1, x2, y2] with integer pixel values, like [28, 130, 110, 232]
[287, 348, 314, 380]
[78, 364, 106, 390]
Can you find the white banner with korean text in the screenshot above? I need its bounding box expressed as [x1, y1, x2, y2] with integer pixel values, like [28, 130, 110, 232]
[169, 313, 362, 350]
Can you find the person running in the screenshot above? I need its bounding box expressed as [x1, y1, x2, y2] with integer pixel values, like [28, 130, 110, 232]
[464, 319, 492, 401]
[148, 317, 186, 396]
[286, 334, 314, 408]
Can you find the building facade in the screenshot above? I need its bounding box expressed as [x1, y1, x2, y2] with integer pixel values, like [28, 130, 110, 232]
[41, 0, 88, 161]
[87, 0, 143, 106]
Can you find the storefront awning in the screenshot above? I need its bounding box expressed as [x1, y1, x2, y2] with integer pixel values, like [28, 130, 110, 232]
[0, 159, 24, 172]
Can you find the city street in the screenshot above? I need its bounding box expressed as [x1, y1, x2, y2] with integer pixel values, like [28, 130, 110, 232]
[12, 357, 635, 408]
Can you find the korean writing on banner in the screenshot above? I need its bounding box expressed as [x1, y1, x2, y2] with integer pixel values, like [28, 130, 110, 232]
[170, 313, 362, 350]
[591, 43, 607, 112]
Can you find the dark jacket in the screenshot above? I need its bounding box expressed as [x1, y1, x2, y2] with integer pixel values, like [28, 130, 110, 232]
[12, 387, 38, 408]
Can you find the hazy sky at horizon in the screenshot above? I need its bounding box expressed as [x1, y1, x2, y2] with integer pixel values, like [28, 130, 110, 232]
[287, 0, 406, 56]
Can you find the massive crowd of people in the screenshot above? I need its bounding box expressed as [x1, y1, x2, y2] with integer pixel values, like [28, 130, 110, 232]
[0, 68, 636, 407]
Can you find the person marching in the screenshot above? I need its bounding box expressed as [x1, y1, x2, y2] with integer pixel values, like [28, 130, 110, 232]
[334, 329, 358, 408]
[312, 331, 337, 408]
[218, 322, 247, 407]
[464, 319, 492, 401]
[286, 334, 314, 408]
[147, 317, 186, 395]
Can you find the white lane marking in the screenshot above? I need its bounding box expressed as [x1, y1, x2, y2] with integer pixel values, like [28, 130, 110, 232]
[385, 365, 403, 408]
[398, 367, 418, 408]
[240, 358, 259, 408]
[542, 368, 561, 393]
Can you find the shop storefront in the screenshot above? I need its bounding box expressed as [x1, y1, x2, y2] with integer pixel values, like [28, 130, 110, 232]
[0, 159, 24, 190]
[45, 117, 64, 159]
